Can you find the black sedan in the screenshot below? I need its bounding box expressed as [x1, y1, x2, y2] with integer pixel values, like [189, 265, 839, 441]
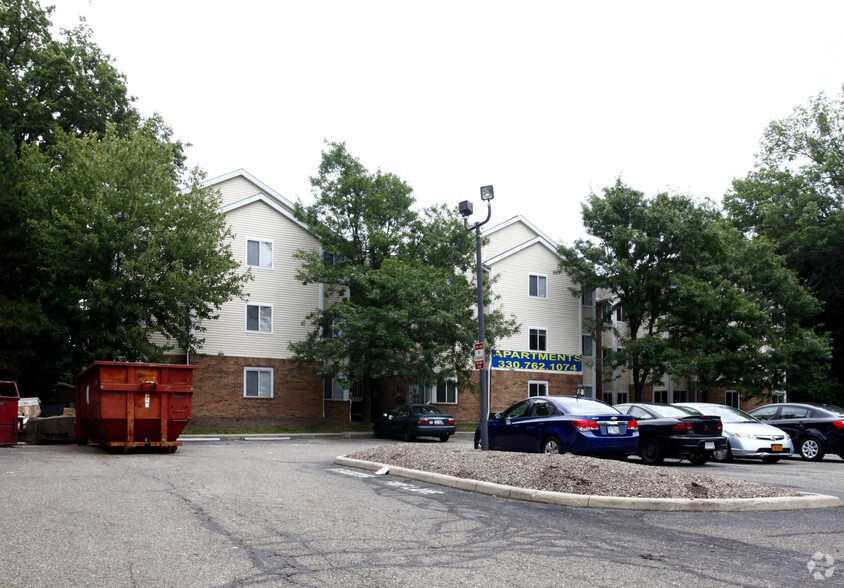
[474, 395, 639, 456]
[373, 404, 456, 442]
[614, 403, 727, 465]
[747, 402, 844, 461]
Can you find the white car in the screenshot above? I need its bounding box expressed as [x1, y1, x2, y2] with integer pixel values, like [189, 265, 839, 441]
[676, 403, 794, 463]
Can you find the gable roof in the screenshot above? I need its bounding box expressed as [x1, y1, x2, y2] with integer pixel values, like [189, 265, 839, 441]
[483, 215, 561, 265]
[204, 169, 310, 232]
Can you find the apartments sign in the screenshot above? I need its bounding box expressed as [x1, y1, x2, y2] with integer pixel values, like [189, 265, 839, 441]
[491, 349, 581, 373]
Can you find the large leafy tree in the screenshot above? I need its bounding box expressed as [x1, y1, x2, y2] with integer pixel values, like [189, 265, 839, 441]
[1, 0, 140, 384]
[558, 180, 828, 401]
[290, 141, 518, 421]
[724, 86, 844, 400]
[19, 119, 249, 377]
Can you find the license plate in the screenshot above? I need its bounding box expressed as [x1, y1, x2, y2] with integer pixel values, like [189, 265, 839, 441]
[431, 419, 442, 425]
[705, 442, 715, 450]
[607, 425, 619, 435]
[771, 444, 783, 452]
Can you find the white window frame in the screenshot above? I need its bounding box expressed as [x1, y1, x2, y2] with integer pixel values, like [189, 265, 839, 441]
[428, 380, 457, 405]
[246, 303, 273, 333]
[529, 327, 547, 351]
[529, 274, 547, 299]
[246, 238, 273, 269]
[582, 334, 593, 357]
[528, 381, 548, 397]
[244, 367, 273, 398]
[725, 389, 740, 408]
[323, 377, 346, 401]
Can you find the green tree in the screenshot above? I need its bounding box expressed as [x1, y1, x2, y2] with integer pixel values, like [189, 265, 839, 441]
[0, 0, 141, 384]
[724, 86, 844, 400]
[19, 118, 249, 378]
[290, 141, 518, 421]
[558, 180, 828, 401]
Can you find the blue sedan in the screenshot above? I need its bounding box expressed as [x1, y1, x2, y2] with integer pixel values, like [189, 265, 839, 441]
[475, 395, 639, 455]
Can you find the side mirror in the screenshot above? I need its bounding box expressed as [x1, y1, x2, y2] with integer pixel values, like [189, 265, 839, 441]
[489, 412, 502, 420]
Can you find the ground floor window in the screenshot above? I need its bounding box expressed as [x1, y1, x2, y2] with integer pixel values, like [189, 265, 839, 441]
[726, 389, 739, 408]
[427, 380, 457, 404]
[323, 377, 345, 400]
[528, 381, 548, 397]
[244, 367, 273, 398]
[653, 390, 668, 403]
[672, 389, 687, 403]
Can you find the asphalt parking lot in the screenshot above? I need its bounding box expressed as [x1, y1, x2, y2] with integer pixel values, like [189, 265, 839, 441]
[2, 436, 842, 587]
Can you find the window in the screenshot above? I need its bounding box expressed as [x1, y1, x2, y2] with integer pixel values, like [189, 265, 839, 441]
[616, 305, 624, 321]
[653, 390, 668, 403]
[582, 335, 593, 357]
[616, 392, 629, 404]
[246, 304, 272, 333]
[751, 406, 779, 421]
[529, 328, 547, 351]
[323, 377, 344, 400]
[244, 367, 273, 398]
[581, 289, 594, 306]
[725, 390, 739, 408]
[246, 239, 273, 269]
[780, 406, 809, 419]
[529, 274, 547, 298]
[528, 381, 548, 397]
[602, 392, 613, 404]
[430, 380, 457, 404]
[672, 389, 687, 403]
[579, 385, 593, 398]
[629, 406, 652, 420]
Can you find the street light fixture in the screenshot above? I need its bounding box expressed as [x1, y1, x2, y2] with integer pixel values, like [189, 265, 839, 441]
[461, 186, 494, 450]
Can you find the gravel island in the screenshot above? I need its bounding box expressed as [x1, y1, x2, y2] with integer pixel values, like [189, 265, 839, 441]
[345, 444, 800, 500]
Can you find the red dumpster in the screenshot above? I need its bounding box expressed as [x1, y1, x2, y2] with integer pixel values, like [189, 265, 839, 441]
[75, 362, 197, 452]
[0, 381, 21, 446]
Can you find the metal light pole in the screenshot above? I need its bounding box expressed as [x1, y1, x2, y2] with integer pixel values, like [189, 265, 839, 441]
[459, 185, 494, 450]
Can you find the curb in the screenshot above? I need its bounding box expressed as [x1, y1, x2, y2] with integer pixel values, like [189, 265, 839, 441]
[333, 456, 844, 512]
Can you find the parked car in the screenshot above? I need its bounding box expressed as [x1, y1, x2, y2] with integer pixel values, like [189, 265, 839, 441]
[614, 402, 726, 465]
[747, 402, 844, 461]
[675, 403, 793, 463]
[474, 395, 639, 456]
[373, 404, 456, 442]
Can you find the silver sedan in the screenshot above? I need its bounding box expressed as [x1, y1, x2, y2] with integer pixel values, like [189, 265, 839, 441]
[676, 402, 794, 463]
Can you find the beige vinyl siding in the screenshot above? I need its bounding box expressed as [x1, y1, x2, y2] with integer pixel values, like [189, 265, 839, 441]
[490, 242, 581, 360]
[484, 221, 540, 259]
[197, 201, 321, 359]
[214, 176, 294, 212]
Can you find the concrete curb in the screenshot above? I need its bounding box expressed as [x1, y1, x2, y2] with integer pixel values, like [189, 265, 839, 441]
[333, 456, 844, 512]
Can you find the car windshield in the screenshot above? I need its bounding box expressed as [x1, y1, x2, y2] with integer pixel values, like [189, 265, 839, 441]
[412, 405, 444, 415]
[553, 397, 620, 415]
[686, 404, 755, 423]
[650, 405, 700, 418]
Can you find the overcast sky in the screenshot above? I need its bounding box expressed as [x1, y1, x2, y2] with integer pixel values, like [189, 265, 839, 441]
[49, 1, 844, 244]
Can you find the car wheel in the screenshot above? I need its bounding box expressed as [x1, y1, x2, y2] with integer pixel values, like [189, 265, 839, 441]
[402, 427, 415, 442]
[474, 430, 481, 449]
[712, 445, 733, 463]
[439, 434, 450, 442]
[687, 451, 709, 465]
[541, 436, 564, 454]
[761, 456, 781, 463]
[639, 437, 665, 466]
[799, 436, 825, 461]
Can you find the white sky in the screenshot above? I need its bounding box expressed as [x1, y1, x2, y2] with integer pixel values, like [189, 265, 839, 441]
[49, 0, 844, 244]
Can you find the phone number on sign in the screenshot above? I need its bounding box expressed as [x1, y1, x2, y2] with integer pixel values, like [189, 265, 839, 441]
[495, 361, 579, 371]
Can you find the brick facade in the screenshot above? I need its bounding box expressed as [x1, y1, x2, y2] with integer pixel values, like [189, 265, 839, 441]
[189, 355, 329, 428]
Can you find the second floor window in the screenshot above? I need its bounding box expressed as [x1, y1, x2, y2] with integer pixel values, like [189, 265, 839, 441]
[530, 328, 547, 351]
[247, 239, 273, 269]
[529, 274, 547, 298]
[246, 304, 272, 333]
[582, 335, 593, 357]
